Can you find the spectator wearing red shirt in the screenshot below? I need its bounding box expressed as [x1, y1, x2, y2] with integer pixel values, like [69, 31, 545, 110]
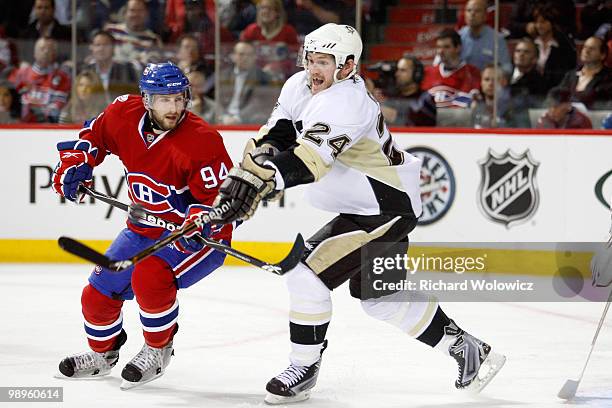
[240, 0, 299, 45]
[9, 37, 70, 123]
[421, 29, 481, 108]
[240, 0, 299, 80]
[164, 0, 233, 60]
[536, 86, 592, 129]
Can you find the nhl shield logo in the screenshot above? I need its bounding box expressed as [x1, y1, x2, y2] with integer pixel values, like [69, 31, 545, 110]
[478, 149, 540, 227]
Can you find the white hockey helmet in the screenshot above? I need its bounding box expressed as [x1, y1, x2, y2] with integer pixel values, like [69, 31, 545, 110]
[301, 23, 363, 84]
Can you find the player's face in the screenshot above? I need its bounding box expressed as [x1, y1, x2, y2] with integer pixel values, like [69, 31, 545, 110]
[306, 53, 336, 95]
[149, 93, 187, 131]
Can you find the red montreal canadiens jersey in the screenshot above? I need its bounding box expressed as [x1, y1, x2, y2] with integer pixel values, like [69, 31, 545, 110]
[9, 64, 71, 122]
[80, 95, 234, 242]
[422, 63, 481, 108]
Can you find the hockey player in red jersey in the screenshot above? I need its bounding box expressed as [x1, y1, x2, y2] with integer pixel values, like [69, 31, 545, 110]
[214, 24, 505, 404]
[52, 62, 234, 390]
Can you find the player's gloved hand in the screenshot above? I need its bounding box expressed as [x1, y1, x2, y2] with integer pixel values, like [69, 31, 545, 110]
[242, 139, 283, 202]
[52, 140, 98, 202]
[243, 138, 279, 164]
[213, 154, 277, 224]
[592, 240, 612, 287]
[173, 204, 213, 254]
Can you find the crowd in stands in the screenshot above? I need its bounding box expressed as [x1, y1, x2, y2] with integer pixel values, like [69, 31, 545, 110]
[368, 0, 612, 129]
[0, 0, 609, 129]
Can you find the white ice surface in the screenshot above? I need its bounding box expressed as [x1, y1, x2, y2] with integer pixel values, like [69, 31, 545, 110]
[1, 264, 612, 408]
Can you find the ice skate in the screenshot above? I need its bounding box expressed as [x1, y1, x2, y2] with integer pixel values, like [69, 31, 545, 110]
[56, 329, 127, 379]
[443, 320, 506, 393]
[119, 341, 174, 390]
[264, 340, 328, 405]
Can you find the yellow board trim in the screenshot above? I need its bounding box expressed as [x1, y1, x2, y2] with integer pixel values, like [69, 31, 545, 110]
[0, 240, 595, 278]
[0, 240, 298, 266]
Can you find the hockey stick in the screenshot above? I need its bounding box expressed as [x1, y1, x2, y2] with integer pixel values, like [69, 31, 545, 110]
[557, 288, 612, 400]
[58, 186, 304, 275]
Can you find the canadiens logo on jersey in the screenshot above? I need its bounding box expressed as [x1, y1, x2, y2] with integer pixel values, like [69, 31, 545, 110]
[127, 173, 175, 213]
[478, 149, 540, 227]
[407, 147, 455, 225]
[428, 86, 472, 108]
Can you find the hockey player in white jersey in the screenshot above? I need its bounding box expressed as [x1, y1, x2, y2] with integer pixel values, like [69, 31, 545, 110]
[214, 23, 506, 404]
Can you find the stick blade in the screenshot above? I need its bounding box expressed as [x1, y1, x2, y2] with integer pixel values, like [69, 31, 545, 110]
[558, 379, 579, 400]
[58, 236, 113, 269]
[275, 233, 305, 274]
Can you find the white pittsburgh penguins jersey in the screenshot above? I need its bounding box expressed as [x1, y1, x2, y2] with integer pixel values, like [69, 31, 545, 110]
[265, 70, 423, 217]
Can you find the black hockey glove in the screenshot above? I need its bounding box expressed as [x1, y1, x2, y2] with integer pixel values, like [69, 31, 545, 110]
[213, 154, 277, 224]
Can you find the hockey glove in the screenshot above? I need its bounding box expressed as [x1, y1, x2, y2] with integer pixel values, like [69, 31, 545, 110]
[52, 140, 98, 202]
[173, 204, 213, 254]
[243, 138, 279, 164]
[213, 154, 277, 224]
[242, 138, 283, 202]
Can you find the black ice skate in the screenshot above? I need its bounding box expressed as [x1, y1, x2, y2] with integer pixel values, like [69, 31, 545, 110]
[57, 329, 127, 379]
[444, 320, 506, 393]
[119, 341, 174, 390]
[264, 340, 328, 405]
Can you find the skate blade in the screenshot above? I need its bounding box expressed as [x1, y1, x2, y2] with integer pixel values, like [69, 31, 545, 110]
[464, 351, 506, 394]
[120, 372, 165, 391]
[264, 390, 311, 405]
[54, 370, 111, 380]
[557, 379, 579, 400]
